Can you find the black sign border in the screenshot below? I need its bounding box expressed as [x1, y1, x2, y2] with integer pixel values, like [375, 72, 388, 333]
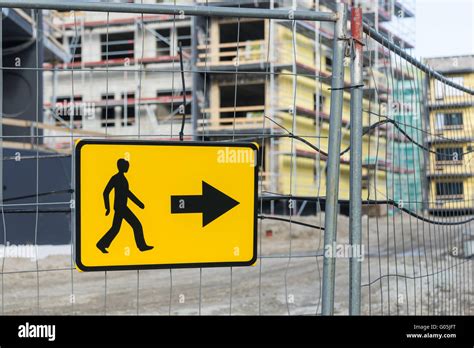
[75, 139, 258, 272]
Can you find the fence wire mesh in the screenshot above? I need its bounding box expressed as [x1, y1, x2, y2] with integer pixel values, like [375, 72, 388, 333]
[0, 0, 472, 316]
[357, 27, 474, 316]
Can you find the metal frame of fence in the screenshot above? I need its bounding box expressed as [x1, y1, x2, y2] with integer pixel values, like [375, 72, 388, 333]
[0, 0, 472, 316]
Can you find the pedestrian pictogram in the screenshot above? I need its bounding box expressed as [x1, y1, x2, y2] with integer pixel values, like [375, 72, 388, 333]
[75, 140, 258, 271]
[97, 158, 153, 254]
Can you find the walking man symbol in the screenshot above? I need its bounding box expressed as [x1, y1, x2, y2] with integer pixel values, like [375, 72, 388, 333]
[97, 158, 154, 253]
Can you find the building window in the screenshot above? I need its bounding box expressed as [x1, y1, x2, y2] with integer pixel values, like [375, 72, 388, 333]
[219, 83, 264, 118]
[219, 21, 264, 44]
[435, 114, 442, 129]
[101, 32, 134, 60]
[120, 92, 136, 126]
[447, 76, 464, 97]
[445, 112, 463, 126]
[156, 28, 171, 56]
[435, 112, 463, 130]
[313, 94, 326, 113]
[177, 26, 191, 50]
[436, 182, 463, 197]
[434, 80, 444, 100]
[100, 94, 115, 128]
[435, 76, 465, 99]
[68, 36, 82, 63]
[325, 56, 332, 72]
[54, 96, 83, 128]
[435, 147, 463, 162]
[218, 21, 264, 63]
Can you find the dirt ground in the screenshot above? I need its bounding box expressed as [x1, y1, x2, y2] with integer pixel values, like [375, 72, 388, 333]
[1, 212, 473, 315]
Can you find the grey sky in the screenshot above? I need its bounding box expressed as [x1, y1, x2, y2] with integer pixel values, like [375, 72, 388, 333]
[415, 0, 474, 58]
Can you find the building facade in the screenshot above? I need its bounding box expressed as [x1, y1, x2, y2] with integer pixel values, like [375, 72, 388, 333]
[40, 0, 417, 215]
[425, 55, 474, 214]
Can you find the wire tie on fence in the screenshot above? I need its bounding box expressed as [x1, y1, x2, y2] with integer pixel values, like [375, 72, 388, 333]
[338, 36, 364, 58]
[351, 37, 365, 47]
[328, 84, 364, 91]
[337, 36, 352, 57]
[178, 41, 186, 141]
[337, 36, 351, 42]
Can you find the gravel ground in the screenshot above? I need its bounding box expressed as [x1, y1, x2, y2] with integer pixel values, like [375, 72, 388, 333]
[1, 213, 473, 315]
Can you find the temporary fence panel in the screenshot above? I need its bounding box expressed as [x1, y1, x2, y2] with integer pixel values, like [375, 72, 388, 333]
[0, 0, 471, 316]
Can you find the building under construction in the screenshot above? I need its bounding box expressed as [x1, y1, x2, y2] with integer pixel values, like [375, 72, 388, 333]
[39, 0, 417, 215]
[1, 0, 420, 244]
[425, 55, 474, 214]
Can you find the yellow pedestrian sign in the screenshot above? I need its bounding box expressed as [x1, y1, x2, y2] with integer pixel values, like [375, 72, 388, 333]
[75, 140, 258, 271]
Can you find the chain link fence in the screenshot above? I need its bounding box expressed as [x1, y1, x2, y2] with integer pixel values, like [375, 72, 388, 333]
[0, 0, 472, 316]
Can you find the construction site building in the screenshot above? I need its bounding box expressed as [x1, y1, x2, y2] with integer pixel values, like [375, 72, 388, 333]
[40, 0, 417, 216]
[425, 55, 474, 214]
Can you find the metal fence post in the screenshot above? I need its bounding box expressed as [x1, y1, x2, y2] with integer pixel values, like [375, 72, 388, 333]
[349, 7, 364, 316]
[190, 14, 200, 141]
[0, 7, 2, 206]
[321, 2, 347, 316]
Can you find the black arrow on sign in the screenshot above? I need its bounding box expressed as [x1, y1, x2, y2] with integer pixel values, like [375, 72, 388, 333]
[171, 181, 240, 227]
